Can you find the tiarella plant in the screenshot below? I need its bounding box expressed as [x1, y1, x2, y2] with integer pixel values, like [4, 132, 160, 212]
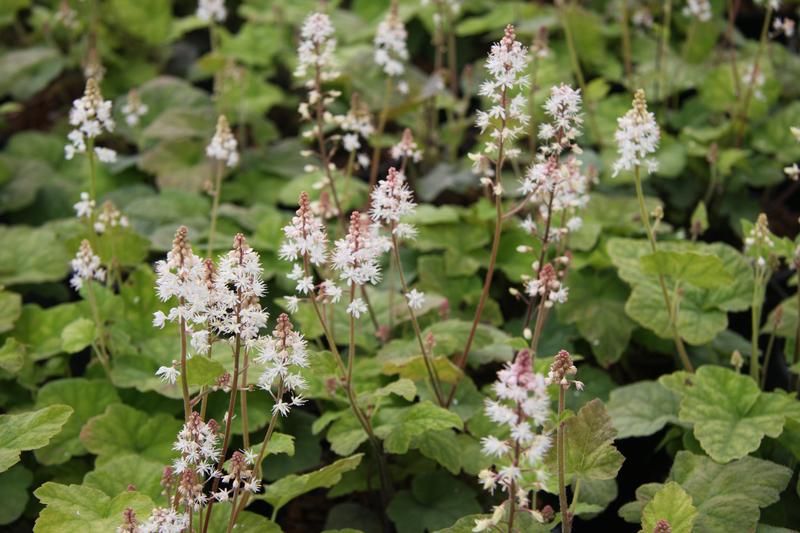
[2, 1, 800, 533]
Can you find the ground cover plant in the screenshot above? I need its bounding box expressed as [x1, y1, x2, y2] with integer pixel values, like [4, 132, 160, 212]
[1, 0, 799, 531]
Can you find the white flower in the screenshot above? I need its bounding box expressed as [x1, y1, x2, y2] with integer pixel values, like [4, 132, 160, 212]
[321, 280, 342, 303]
[295, 12, 338, 82]
[255, 314, 308, 417]
[477, 350, 551, 496]
[374, 6, 408, 77]
[331, 212, 385, 286]
[121, 89, 148, 126]
[342, 133, 360, 152]
[64, 78, 115, 161]
[285, 296, 300, 314]
[612, 89, 660, 177]
[347, 298, 368, 318]
[206, 115, 239, 167]
[70, 240, 106, 291]
[156, 365, 180, 385]
[405, 289, 425, 310]
[370, 167, 416, 224]
[280, 192, 328, 266]
[73, 192, 95, 219]
[480, 435, 510, 457]
[197, 0, 226, 23]
[390, 128, 422, 162]
[94, 146, 117, 163]
[474, 25, 529, 163]
[140, 508, 190, 533]
[683, 0, 711, 21]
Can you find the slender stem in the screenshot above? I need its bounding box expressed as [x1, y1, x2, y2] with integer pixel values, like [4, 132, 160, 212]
[726, 0, 742, 98]
[557, 386, 570, 533]
[569, 479, 581, 512]
[734, 5, 773, 146]
[313, 56, 346, 227]
[761, 311, 779, 389]
[201, 316, 242, 532]
[446, 86, 508, 406]
[179, 315, 191, 421]
[87, 139, 97, 201]
[207, 160, 224, 257]
[348, 283, 356, 383]
[390, 231, 445, 405]
[633, 166, 695, 372]
[750, 267, 767, 382]
[85, 281, 111, 377]
[368, 78, 394, 191]
[240, 350, 250, 449]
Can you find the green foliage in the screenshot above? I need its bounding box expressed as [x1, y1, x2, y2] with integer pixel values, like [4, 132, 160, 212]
[0, 405, 72, 472]
[640, 482, 697, 533]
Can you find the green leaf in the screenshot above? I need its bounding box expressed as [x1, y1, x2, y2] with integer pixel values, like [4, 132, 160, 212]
[185, 355, 225, 387]
[0, 289, 21, 333]
[264, 432, 295, 457]
[34, 378, 120, 465]
[411, 429, 462, 474]
[545, 399, 624, 486]
[640, 482, 697, 533]
[259, 454, 363, 514]
[80, 404, 183, 464]
[0, 464, 33, 524]
[388, 471, 482, 533]
[0, 338, 24, 375]
[0, 47, 64, 100]
[105, 0, 173, 45]
[678, 366, 789, 463]
[0, 225, 72, 285]
[360, 378, 417, 407]
[60, 318, 96, 354]
[12, 303, 84, 361]
[691, 202, 709, 236]
[607, 381, 681, 439]
[620, 452, 792, 533]
[33, 482, 153, 533]
[640, 251, 732, 288]
[374, 401, 464, 454]
[83, 453, 164, 501]
[558, 269, 636, 366]
[0, 405, 73, 473]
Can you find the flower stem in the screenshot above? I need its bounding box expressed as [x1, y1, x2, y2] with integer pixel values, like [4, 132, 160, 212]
[633, 166, 694, 372]
[750, 266, 767, 382]
[368, 78, 394, 191]
[620, 0, 633, 86]
[734, 4, 772, 146]
[179, 315, 191, 421]
[446, 85, 508, 407]
[207, 160, 224, 257]
[390, 231, 445, 405]
[557, 385, 570, 533]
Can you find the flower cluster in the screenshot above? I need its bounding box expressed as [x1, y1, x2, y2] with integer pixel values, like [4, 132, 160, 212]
[255, 313, 309, 416]
[94, 200, 129, 234]
[137, 507, 189, 533]
[682, 0, 711, 22]
[214, 450, 260, 501]
[772, 18, 796, 38]
[744, 213, 775, 268]
[165, 412, 221, 511]
[280, 191, 329, 269]
[474, 25, 530, 161]
[64, 78, 116, 162]
[370, 167, 416, 227]
[476, 349, 551, 531]
[70, 239, 106, 291]
[390, 128, 422, 164]
[546, 349, 583, 390]
[122, 89, 148, 126]
[153, 228, 268, 370]
[374, 3, 409, 77]
[295, 12, 338, 82]
[206, 114, 239, 167]
[197, 0, 227, 23]
[73, 192, 95, 220]
[612, 89, 660, 177]
[332, 212, 389, 289]
[524, 262, 569, 307]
